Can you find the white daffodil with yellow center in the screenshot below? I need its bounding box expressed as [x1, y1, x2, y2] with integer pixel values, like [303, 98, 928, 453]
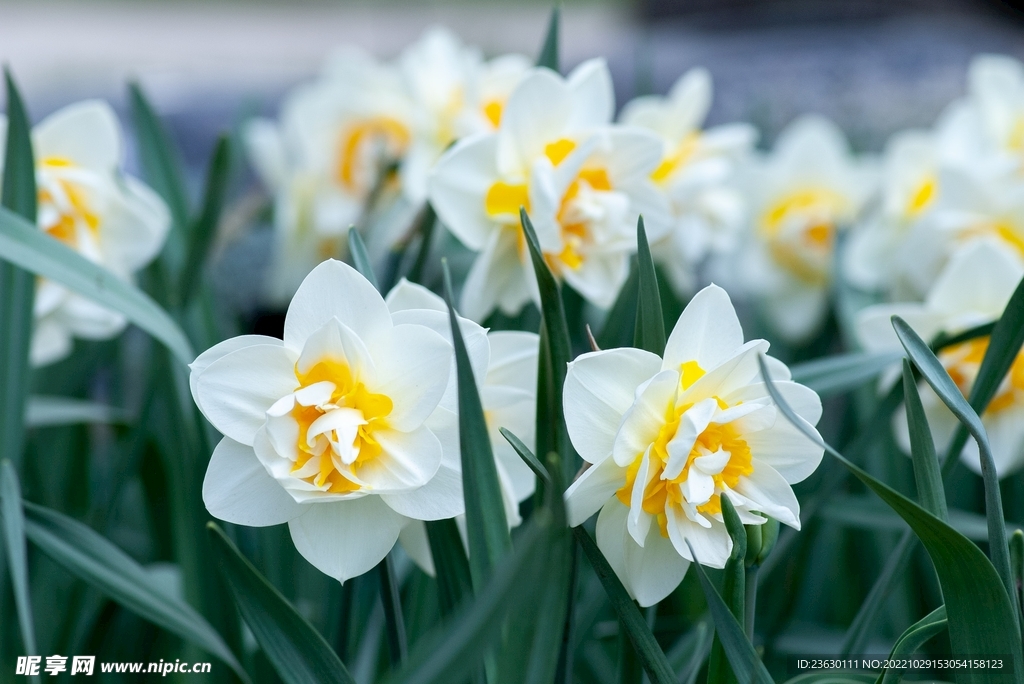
[190, 260, 464, 582]
[429, 58, 672, 321]
[741, 115, 876, 342]
[620, 68, 756, 295]
[845, 130, 942, 299]
[0, 100, 170, 366]
[382, 279, 539, 574]
[857, 241, 1024, 476]
[563, 285, 823, 606]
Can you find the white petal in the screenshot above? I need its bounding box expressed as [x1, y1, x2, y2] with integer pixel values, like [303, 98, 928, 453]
[563, 348, 663, 464]
[195, 344, 299, 446]
[564, 457, 627, 527]
[665, 505, 731, 569]
[663, 283, 745, 373]
[681, 340, 770, 406]
[566, 58, 615, 131]
[360, 425, 443, 494]
[627, 450, 655, 546]
[743, 416, 825, 483]
[385, 278, 446, 313]
[284, 260, 393, 353]
[203, 437, 305, 526]
[663, 398, 718, 480]
[288, 497, 406, 582]
[398, 521, 436, 577]
[612, 370, 680, 467]
[295, 318, 378, 386]
[484, 331, 539, 392]
[459, 228, 530, 322]
[34, 100, 121, 171]
[499, 69, 572, 173]
[371, 323, 452, 431]
[429, 134, 501, 250]
[732, 462, 801, 528]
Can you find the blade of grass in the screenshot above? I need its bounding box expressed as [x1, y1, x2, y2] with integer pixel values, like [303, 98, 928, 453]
[0, 460, 37, 660]
[633, 217, 666, 356]
[405, 203, 437, 286]
[181, 134, 231, 304]
[207, 523, 353, 684]
[499, 427, 552, 487]
[902, 359, 948, 522]
[536, 5, 560, 70]
[441, 260, 511, 590]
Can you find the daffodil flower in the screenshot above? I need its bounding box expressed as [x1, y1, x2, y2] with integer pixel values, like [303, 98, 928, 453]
[382, 279, 539, 574]
[0, 100, 170, 366]
[857, 241, 1024, 476]
[620, 68, 756, 295]
[191, 260, 463, 582]
[741, 115, 876, 342]
[563, 285, 823, 606]
[429, 58, 672, 321]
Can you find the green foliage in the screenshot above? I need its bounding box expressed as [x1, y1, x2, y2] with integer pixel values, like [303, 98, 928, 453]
[536, 6, 560, 71]
[1, 460, 37, 659]
[348, 227, 380, 291]
[633, 217, 666, 356]
[877, 606, 947, 684]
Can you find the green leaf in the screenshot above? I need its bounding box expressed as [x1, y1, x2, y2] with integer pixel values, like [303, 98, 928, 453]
[380, 516, 549, 684]
[25, 395, 130, 427]
[206, 523, 351, 684]
[1012, 530, 1024, 617]
[877, 606, 947, 684]
[839, 532, 914, 657]
[573, 526, 677, 684]
[633, 217, 666, 356]
[129, 82, 190, 231]
[783, 675, 876, 684]
[789, 351, 904, 398]
[181, 134, 231, 303]
[892, 316, 1014, 615]
[499, 427, 552, 486]
[348, 227, 379, 292]
[821, 494, 1022, 542]
[0, 460, 37, 657]
[425, 518, 473, 616]
[902, 359, 948, 521]
[686, 539, 774, 684]
[666, 620, 713, 684]
[968, 272, 1024, 413]
[598, 258, 638, 350]
[0, 69, 37, 471]
[520, 209, 575, 484]
[0, 206, 195, 366]
[536, 5, 560, 70]
[758, 354, 1024, 684]
[708, 496, 748, 684]
[442, 261, 511, 590]
[21, 502, 246, 681]
[405, 202, 437, 286]
[378, 554, 408, 666]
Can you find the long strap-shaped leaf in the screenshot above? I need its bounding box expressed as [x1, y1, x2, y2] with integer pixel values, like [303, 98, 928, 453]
[0, 460, 37, 659]
[789, 351, 905, 398]
[536, 6, 560, 70]
[425, 518, 473, 616]
[633, 217, 666, 356]
[574, 526, 677, 684]
[892, 316, 1014, 618]
[520, 209, 575, 484]
[902, 359, 949, 522]
[707, 496, 748, 684]
[20, 502, 246, 681]
[207, 523, 354, 684]
[686, 540, 774, 684]
[0, 70, 37, 472]
[348, 228, 379, 291]
[25, 396, 130, 427]
[0, 206, 194, 365]
[180, 134, 231, 303]
[129, 82, 190, 234]
[877, 606, 947, 684]
[758, 354, 1024, 684]
[442, 261, 511, 590]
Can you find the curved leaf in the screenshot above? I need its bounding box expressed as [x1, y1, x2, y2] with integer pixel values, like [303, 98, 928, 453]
[0, 460, 36, 657]
[348, 227, 379, 291]
[26, 396, 130, 427]
[633, 217, 666, 356]
[425, 518, 473, 616]
[0, 207, 195, 365]
[129, 82, 189, 231]
[902, 359, 948, 521]
[181, 134, 231, 303]
[499, 427, 552, 486]
[893, 316, 1013, 613]
[878, 606, 947, 684]
[598, 258, 638, 350]
[536, 6, 560, 70]
[207, 523, 352, 684]
[758, 354, 1023, 684]
[789, 351, 904, 398]
[442, 261, 511, 589]
[821, 495, 1021, 542]
[377, 554, 408, 666]
[708, 496, 748, 684]
[574, 526, 678, 684]
[22, 503, 246, 681]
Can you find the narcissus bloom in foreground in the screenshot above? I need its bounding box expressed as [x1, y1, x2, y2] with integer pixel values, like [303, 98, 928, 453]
[563, 285, 823, 606]
[383, 279, 539, 573]
[191, 260, 463, 582]
[857, 241, 1024, 477]
[429, 58, 671, 321]
[0, 100, 170, 366]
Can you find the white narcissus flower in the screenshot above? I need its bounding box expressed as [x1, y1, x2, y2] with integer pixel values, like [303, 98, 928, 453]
[0, 100, 170, 366]
[429, 58, 672, 321]
[563, 285, 823, 606]
[741, 115, 876, 342]
[383, 279, 539, 574]
[191, 260, 465, 582]
[620, 68, 757, 295]
[857, 241, 1024, 477]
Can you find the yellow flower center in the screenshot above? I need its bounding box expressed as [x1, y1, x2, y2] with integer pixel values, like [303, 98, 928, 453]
[482, 100, 504, 128]
[941, 336, 1024, 415]
[290, 358, 393, 493]
[760, 187, 845, 285]
[905, 175, 937, 217]
[650, 132, 701, 184]
[615, 361, 754, 537]
[38, 157, 100, 247]
[959, 221, 1024, 262]
[336, 117, 410, 195]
